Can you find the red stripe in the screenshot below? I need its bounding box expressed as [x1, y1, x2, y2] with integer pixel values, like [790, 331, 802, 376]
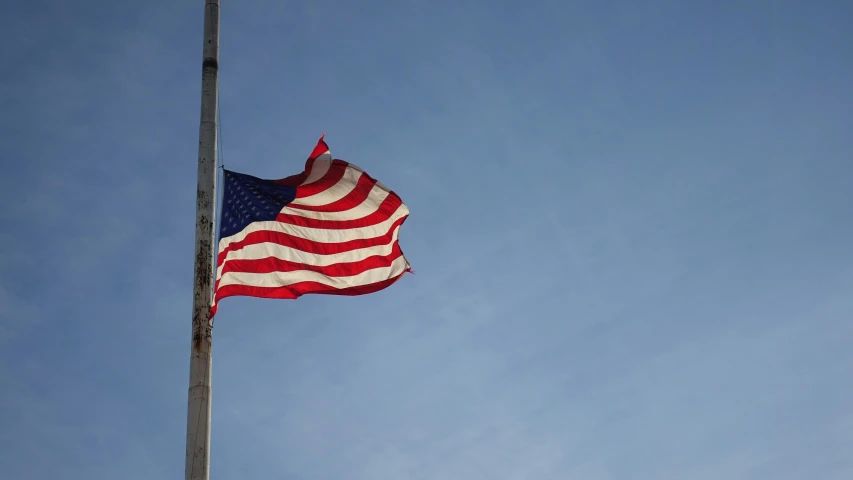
[218, 242, 404, 280]
[272, 136, 332, 187]
[210, 270, 409, 318]
[273, 169, 309, 187]
[293, 160, 349, 198]
[308, 135, 330, 160]
[213, 272, 408, 311]
[276, 194, 403, 230]
[288, 170, 378, 213]
[216, 215, 408, 267]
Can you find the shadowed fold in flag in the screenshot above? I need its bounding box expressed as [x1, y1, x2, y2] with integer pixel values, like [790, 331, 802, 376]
[210, 136, 411, 317]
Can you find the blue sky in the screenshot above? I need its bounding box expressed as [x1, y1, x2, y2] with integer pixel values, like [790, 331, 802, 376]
[1, 0, 852, 478]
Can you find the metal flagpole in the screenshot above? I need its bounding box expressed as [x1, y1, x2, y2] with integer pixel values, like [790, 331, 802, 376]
[186, 1, 219, 479]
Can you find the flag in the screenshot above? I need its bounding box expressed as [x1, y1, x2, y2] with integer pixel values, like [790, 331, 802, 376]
[211, 136, 411, 317]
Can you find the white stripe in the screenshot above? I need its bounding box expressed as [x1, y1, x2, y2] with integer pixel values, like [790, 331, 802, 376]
[217, 254, 410, 289]
[217, 202, 410, 252]
[302, 151, 332, 185]
[215, 224, 404, 281]
[291, 165, 363, 207]
[280, 184, 391, 221]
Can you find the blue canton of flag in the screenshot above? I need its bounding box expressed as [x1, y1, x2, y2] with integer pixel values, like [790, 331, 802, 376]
[220, 170, 297, 238]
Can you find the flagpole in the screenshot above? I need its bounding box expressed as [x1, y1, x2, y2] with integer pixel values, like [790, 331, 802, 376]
[186, 1, 219, 480]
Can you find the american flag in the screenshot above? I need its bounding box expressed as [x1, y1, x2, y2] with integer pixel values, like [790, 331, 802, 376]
[211, 137, 410, 317]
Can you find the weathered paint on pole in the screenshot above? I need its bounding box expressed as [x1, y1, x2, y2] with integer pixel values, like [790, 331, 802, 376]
[186, 1, 219, 480]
